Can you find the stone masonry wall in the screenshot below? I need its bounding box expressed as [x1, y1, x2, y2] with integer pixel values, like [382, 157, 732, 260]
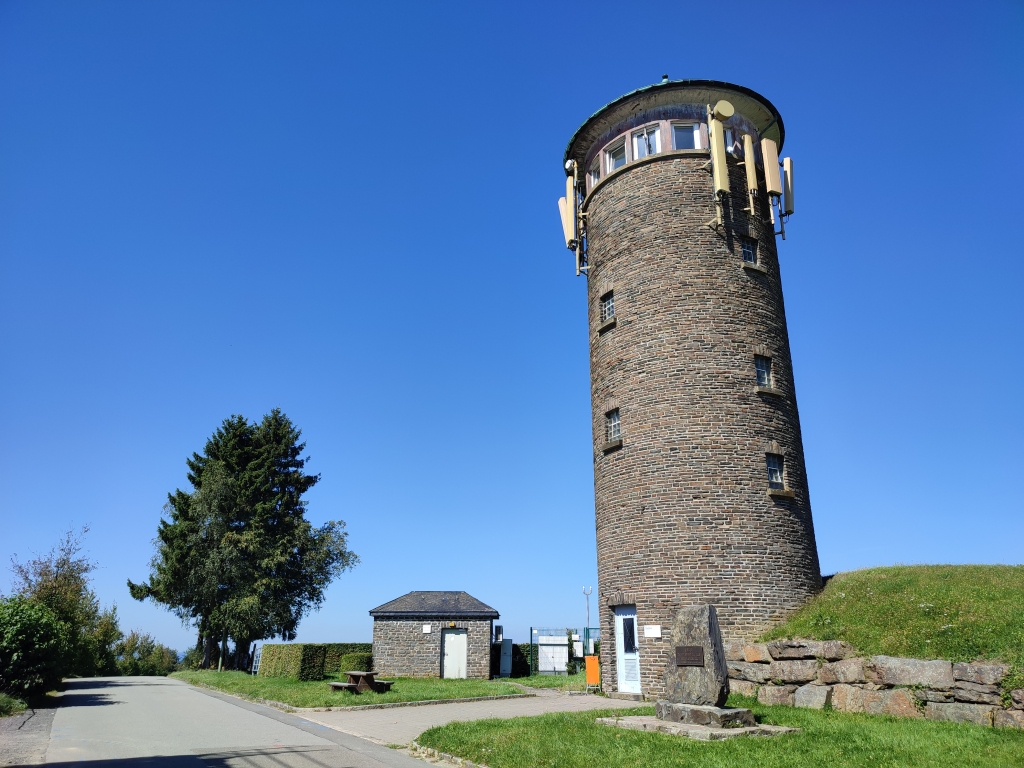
[371, 617, 492, 679]
[585, 148, 821, 699]
[725, 638, 1024, 729]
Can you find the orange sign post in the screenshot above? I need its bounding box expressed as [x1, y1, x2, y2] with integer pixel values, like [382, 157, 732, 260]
[585, 655, 600, 692]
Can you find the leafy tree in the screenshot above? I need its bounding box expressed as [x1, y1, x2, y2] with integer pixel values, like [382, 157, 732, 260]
[0, 596, 68, 697]
[9, 528, 122, 677]
[130, 409, 358, 668]
[114, 631, 178, 676]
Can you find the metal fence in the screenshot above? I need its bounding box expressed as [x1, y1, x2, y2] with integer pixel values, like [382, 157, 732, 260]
[528, 627, 600, 676]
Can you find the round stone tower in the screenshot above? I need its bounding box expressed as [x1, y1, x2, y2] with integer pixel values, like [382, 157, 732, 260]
[562, 80, 821, 698]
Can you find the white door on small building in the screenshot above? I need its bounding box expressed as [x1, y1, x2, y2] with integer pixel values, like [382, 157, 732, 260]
[614, 605, 641, 694]
[441, 628, 468, 679]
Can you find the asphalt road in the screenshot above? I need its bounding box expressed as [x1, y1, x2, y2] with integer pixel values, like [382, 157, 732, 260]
[37, 677, 427, 768]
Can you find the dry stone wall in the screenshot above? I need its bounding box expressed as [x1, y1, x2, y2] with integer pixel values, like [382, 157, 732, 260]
[723, 638, 1024, 729]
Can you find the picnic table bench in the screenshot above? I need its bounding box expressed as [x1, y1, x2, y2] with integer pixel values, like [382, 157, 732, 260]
[327, 671, 394, 694]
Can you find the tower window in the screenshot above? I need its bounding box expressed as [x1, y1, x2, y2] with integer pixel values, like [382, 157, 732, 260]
[600, 291, 615, 323]
[741, 238, 758, 264]
[606, 141, 626, 173]
[755, 355, 773, 388]
[632, 125, 660, 159]
[673, 122, 699, 150]
[605, 409, 621, 443]
[588, 159, 600, 189]
[766, 454, 785, 489]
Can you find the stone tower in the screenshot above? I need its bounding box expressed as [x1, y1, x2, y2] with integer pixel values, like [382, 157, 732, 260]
[562, 80, 821, 699]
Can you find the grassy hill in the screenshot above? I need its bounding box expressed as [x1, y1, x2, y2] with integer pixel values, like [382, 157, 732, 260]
[760, 565, 1024, 679]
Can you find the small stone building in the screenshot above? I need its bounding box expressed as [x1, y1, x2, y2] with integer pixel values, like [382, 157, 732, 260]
[370, 591, 498, 679]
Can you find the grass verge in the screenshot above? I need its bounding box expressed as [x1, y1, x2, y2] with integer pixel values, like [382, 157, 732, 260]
[171, 670, 524, 708]
[507, 672, 587, 692]
[760, 565, 1024, 692]
[0, 692, 27, 717]
[417, 694, 1024, 768]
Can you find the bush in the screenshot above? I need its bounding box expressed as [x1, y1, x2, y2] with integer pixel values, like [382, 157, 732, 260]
[0, 596, 68, 697]
[324, 643, 372, 674]
[338, 652, 372, 673]
[180, 646, 204, 671]
[258, 643, 326, 680]
[114, 631, 178, 676]
[0, 691, 27, 717]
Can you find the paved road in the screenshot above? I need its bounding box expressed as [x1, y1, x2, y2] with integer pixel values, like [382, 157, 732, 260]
[299, 687, 640, 745]
[38, 677, 426, 768]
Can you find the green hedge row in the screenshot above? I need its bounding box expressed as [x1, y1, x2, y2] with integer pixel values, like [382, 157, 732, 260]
[258, 644, 326, 680]
[338, 652, 372, 673]
[324, 643, 373, 674]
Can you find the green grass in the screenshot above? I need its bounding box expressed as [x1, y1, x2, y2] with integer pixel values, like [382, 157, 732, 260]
[508, 672, 588, 691]
[170, 670, 524, 708]
[0, 692, 27, 717]
[417, 695, 1024, 768]
[759, 565, 1024, 691]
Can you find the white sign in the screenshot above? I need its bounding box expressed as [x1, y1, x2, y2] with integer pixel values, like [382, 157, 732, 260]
[422, 624, 432, 633]
[538, 635, 568, 645]
[643, 624, 662, 638]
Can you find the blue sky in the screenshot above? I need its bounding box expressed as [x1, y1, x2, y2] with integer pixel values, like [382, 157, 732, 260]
[1, 1, 1021, 652]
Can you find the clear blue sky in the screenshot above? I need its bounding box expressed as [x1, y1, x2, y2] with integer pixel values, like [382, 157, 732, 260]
[1, 1, 1021, 653]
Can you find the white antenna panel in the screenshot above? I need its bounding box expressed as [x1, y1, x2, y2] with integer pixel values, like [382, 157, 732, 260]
[710, 118, 730, 195]
[760, 138, 782, 196]
[557, 197, 572, 247]
[783, 157, 794, 215]
[742, 134, 758, 194]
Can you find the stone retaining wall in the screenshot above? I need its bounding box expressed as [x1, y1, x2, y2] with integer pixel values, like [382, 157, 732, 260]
[725, 638, 1024, 729]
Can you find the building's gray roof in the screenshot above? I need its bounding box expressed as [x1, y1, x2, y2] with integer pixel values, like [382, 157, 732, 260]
[369, 591, 499, 619]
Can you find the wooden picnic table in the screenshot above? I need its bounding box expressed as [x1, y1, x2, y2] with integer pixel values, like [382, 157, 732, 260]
[327, 670, 394, 694]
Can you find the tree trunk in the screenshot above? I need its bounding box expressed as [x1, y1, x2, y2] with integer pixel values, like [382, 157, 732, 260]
[202, 635, 216, 669]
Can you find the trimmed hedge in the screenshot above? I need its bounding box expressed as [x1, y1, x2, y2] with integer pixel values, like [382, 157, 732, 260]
[324, 643, 373, 674]
[338, 652, 372, 673]
[258, 643, 327, 680]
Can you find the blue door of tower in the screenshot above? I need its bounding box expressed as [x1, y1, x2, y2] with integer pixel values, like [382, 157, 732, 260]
[614, 605, 641, 694]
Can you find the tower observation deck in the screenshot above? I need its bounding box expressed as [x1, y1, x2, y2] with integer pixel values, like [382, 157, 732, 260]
[562, 79, 820, 699]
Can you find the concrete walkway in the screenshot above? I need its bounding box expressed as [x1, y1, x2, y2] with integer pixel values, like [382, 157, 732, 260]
[297, 687, 641, 746]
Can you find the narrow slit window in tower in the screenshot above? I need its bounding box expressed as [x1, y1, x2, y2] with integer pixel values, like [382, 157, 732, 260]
[605, 409, 621, 443]
[600, 291, 615, 323]
[766, 454, 785, 489]
[741, 238, 758, 264]
[672, 122, 698, 150]
[632, 125, 660, 159]
[755, 355, 773, 388]
[588, 159, 600, 190]
[606, 141, 626, 173]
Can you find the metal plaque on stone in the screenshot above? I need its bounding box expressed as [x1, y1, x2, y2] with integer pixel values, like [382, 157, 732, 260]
[675, 645, 704, 667]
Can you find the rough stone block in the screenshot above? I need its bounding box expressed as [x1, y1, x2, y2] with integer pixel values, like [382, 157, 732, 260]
[743, 644, 772, 663]
[1012, 690, 1024, 710]
[865, 656, 954, 689]
[952, 681, 1002, 705]
[769, 659, 820, 683]
[952, 662, 1009, 686]
[767, 639, 855, 661]
[662, 604, 729, 707]
[758, 684, 797, 707]
[728, 678, 758, 697]
[794, 683, 832, 710]
[913, 689, 952, 703]
[655, 701, 756, 727]
[993, 709, 1024, 729]
[873, 689, 923, 719]
[831, 684, 864, 713]
[925, 702, 995, 726]
[727, 661, 773, 684]
[722, 641, 746, 662]
[819, 658, 865, 684]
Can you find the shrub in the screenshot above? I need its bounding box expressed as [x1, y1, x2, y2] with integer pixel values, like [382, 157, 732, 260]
[180, 646, 204, 671]
[0, 691, 27, 717]
[324, 643, 372, 674]
[0, 596, 68, 697]
[258, 643, 326, 680]
[338, 652, 372, 673]
[114, 631, 178, 676]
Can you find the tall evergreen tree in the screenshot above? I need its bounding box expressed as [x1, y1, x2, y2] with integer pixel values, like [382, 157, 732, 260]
[130, 410, 357, 667]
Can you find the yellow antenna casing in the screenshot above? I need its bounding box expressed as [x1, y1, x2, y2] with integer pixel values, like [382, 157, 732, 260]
[742, 134, 758, 194]
[761, 138, 782, 196]
[710, 118, 730, 195]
